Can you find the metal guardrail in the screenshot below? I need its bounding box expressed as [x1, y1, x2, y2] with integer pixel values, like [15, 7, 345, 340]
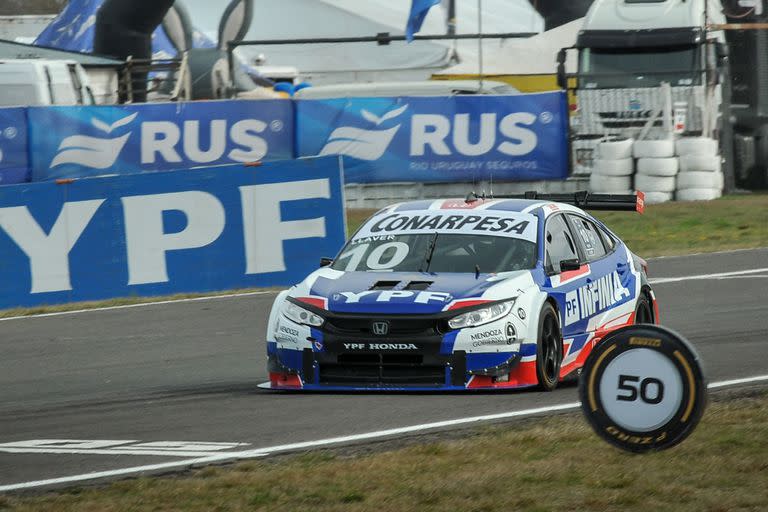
[562, 68, 717, 174]
[118, 56, 184, 103]
[563, 68, 711, 135]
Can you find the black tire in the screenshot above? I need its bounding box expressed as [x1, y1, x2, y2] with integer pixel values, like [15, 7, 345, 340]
[536, 303, 562, 392]
[634, 291, 654, 324]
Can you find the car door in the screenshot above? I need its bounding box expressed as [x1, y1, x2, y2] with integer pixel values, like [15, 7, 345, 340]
[566, 213, 637, 334]
[541, 213, 587, 342]
[566, 214, 613, 331]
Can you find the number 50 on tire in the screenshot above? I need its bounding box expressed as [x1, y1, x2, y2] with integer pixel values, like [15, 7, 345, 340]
[579, 324, 707, 453]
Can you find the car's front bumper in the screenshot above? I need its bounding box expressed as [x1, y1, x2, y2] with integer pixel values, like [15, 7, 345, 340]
[264, 343, 539, 391]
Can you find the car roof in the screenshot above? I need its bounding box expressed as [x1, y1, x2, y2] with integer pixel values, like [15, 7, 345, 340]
[386, 198, 586, 217]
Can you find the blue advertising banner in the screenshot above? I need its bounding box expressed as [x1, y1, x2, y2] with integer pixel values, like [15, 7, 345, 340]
[0, 107, 30, 185]
[28, 99, 294, 181]
[0, 156, 345, 309]
[296, 92, 569, 183]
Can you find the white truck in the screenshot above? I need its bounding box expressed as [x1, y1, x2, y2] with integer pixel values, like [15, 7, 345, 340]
[558, 0, 729, 195]
[0, 59, 96, 107]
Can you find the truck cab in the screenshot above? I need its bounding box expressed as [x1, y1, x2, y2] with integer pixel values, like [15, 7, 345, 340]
[559, 0, 726, 172]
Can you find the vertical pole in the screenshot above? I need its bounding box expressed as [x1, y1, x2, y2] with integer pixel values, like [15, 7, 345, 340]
[704, 0, 712, 136]
[227, 41, 236, 98]
[126, 56, 134, 104]
[447, 0, 458, 62]
[662, 81, 673, 135]
[478, 0, 483, 91]
[754, 1, 768, 187]
[447, 0, 456, 36]
[704, 0, 708, 31]
[720, 49, 736, 193]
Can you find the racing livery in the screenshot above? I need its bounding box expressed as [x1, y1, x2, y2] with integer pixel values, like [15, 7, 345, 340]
[264, 192, 658, 391]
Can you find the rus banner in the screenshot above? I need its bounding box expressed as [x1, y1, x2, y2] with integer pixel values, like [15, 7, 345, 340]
[296, 91, 569, 183]
[27, 99, 294, 182]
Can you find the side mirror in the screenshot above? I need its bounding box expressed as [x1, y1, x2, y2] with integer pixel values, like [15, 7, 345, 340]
[559, 259, 581, 272]
[319, 257, 333, 267]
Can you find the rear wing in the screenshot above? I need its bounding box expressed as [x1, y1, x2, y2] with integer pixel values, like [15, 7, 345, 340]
[466, 190, 645, 214]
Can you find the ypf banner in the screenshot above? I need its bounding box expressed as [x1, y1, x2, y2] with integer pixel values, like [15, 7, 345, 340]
[296, 92, 569, 183]
[0, 107, 30, 185]
[28, 99, 294, 181]
[0, 156, 345, 309]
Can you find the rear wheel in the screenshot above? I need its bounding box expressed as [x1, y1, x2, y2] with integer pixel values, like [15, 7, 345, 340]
[536, 303, 562, 391]
[634, 292, 654, 324]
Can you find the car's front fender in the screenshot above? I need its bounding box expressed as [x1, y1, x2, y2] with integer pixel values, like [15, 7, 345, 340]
[266, 290, 291, 343]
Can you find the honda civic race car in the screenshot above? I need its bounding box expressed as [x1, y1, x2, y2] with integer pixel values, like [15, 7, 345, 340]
[264, 191, 658, 391]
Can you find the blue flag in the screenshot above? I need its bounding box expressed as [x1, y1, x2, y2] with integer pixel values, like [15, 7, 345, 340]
[406, 0, 441, 42]
[34, 0, 214, 58]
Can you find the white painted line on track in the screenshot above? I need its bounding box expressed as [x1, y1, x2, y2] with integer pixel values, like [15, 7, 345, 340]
[0, 448, 246, 458]
[0, 290, 282, 323]
[649, 267, 768, 284]
[0, 440, 251, 458]
[1, 373, 767, 492]
[1, 404, 579, 492]
[708, 374, 768, 389]
[707, 275, 768, 280]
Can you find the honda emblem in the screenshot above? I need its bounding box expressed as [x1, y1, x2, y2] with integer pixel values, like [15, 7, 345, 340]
[372, 321, 390, 336]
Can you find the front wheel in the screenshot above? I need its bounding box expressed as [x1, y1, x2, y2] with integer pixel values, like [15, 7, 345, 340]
[536, 303, 562, 392]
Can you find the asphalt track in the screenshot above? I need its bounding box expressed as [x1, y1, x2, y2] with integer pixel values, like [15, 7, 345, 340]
[0, 248, 766, 491]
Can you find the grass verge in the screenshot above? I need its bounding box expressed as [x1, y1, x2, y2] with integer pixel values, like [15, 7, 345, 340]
[4, 388, 767, 512]
[593, 194, 768, 257]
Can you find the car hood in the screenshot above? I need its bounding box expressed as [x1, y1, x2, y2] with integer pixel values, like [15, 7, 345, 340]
[296, 269, 530, 314]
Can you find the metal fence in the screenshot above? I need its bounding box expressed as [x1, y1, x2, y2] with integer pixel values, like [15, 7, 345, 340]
[562, 68, 721, 174]
[117, 55, 186, 103]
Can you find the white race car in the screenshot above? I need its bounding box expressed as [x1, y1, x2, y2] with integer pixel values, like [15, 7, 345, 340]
[264, 191, 657, 391]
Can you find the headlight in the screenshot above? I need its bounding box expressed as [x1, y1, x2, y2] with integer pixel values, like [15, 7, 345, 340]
[448, 299, 515, 329]
[282, 301, 324, 327]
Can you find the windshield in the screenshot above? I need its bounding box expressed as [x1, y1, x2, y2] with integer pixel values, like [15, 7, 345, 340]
[331, 234, 536, 274]
[579, 46, 701, 89]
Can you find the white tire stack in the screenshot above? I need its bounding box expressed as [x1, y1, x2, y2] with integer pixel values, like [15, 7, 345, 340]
[633, 138, 676, 159]
[632, 138, 677, 203]
[675, 137, 722, 201]
[589, 139, 633, 194]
